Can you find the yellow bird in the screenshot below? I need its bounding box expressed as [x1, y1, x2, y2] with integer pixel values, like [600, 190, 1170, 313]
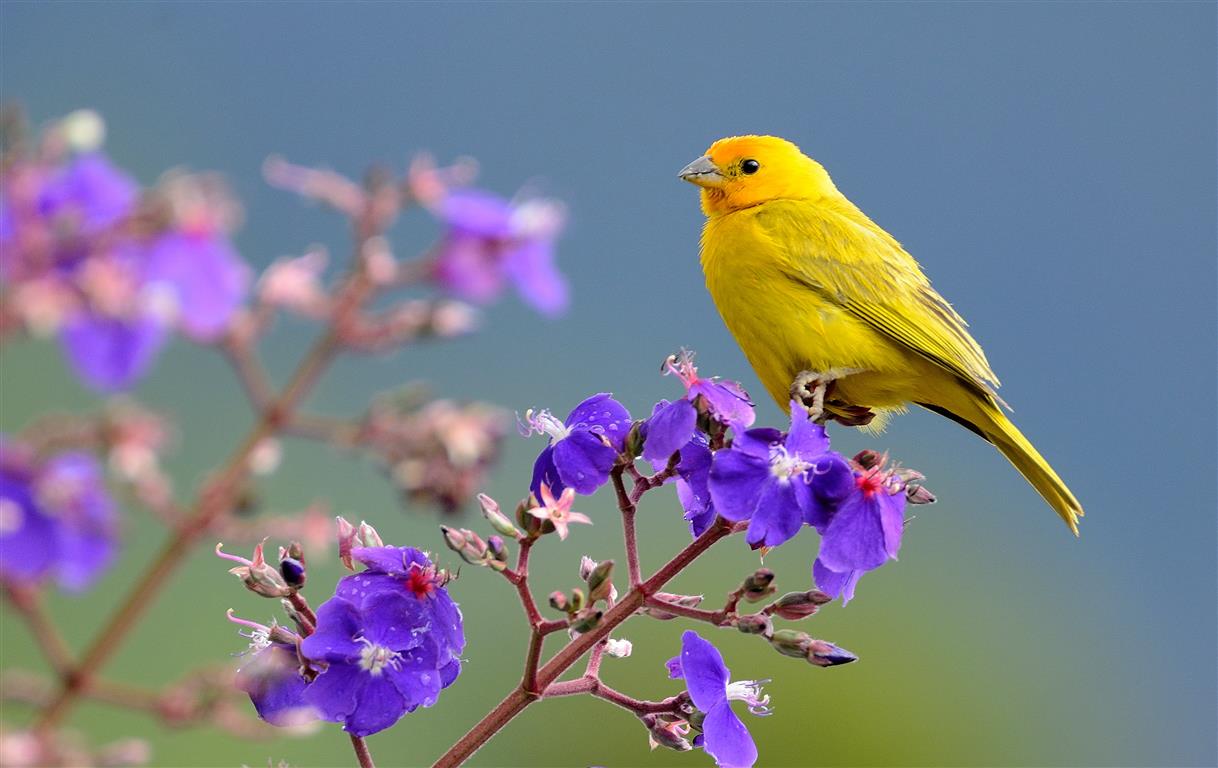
[679, 135, 1083, 534]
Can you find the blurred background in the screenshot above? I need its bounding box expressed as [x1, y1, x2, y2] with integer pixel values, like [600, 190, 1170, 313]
[1, 2, 1215, 767]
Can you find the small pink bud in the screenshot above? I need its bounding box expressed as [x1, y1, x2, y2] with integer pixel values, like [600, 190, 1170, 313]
[336, 516, 357, 570]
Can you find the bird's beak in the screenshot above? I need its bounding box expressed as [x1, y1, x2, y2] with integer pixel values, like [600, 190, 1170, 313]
[678, 155, 725, 188]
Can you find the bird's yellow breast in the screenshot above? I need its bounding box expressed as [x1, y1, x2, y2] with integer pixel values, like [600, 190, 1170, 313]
[700, 203, 929, 409]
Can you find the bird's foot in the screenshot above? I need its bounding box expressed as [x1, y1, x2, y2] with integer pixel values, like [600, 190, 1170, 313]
[790, 370, 830, 422]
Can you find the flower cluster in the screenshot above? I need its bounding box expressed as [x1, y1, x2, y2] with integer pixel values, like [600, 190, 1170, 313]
[0, 437, 118, 591]
[226, 524, 464, 738]
[0, 110, 250, 391]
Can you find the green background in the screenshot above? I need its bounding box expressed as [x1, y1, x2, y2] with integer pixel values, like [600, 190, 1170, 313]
[2, 3, 1215, 767]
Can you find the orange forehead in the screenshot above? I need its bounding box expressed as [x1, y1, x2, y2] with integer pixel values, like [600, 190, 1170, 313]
[705, 135, 802, 164]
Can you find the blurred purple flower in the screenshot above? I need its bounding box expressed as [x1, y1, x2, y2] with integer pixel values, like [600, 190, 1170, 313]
[431, 190, 567, 316]
[59, 310, 168, 393]
[668, 630, 769, 768]
[708, 403, 852, 549]
[0, 443, 119, 592]
[144, 231, 250, 340]
[301, 592, 448, 737]
[521, 393, 631, 498]
[38, 152, 138, 234]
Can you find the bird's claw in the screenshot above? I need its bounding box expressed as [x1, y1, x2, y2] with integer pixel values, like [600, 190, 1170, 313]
[790, 370, 829, 421]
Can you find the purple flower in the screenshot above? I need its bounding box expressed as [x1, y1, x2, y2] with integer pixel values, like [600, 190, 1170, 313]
[522, 393, 631, 497]
[230, 615, 317, 728]
[60, 310, 168, 393]
[708, 402, 852, 549]
[643, 352, 755, 466]
[0, 444, 119, 591]
[432, 190, 567, 316]
[668, 630, 770, 768]
[334, 546, 465, 684]
[301, 592, 446, 737]
[144, 231, 250, 340]
[37, 152, 138, 234]
[812, 466, 907, 604]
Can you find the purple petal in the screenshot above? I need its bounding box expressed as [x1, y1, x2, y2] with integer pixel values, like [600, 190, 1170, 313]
[690, 379, 755, 428]
[702, 700, 758, 768]
[529, 444, 565, 500]
[438, 658, 462, 688]
[0, 476, 56, 582]
[388, 636, 441, 709]
[42, 452, 118, 591]
[439, 190, 514, 237]
[679, 631, 729, 713]
[642, 399, 696, 465]
[744, 480, 803, 549]
[301, 597, 363, 663]
[335, 572, 401, 608]
[708, 449, 768, 523]
[504, 239, 568, 317]
[349, 546, 410, 575]
[817, 493, 890, 573]
[39, 152, 138, 232]
[678, 477, 716, 537]
[362, 591, 428, 651]
[345, 675, 408, 736]
[59, 311, 167, 393]
[880, 491, 906, 560]
[427, 591, 466, 661]
[813, 558, 863, 606]
[144, 232, 249, 340]
[303, 661, 363, 723]
[785, 406, 831, 459]
[730, 428, 783, 460]
[235, 644, 316, 727]
[433, 234, 505, 303]
[565, 393, 631, 450]
[665, 655, 684, 680]
[552, 430, 616, 495]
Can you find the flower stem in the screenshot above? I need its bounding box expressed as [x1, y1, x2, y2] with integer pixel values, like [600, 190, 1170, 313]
[34, 314, 348, 732]
[3, 585, 74, 676]
[431, 517, 735, 768]
[610, 467, 641, 587]
[349, 734, 376, 768]
[643, 595, 731, 626]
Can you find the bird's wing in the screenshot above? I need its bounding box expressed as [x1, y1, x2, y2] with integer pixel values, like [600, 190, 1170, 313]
[761, 200, 1003, 402]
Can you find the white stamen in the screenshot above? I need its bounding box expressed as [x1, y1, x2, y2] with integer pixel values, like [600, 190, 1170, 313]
[357, 637, 402, 676]
[519, 409, 572, 442]
[768, 445, 811, 481]
[726, 679, 773, 716]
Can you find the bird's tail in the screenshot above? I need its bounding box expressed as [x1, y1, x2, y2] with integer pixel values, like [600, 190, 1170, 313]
[932, 395, 1084, 535]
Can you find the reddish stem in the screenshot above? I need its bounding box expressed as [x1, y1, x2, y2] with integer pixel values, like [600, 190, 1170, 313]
[644, 595, 731, 626]
[431, 517, 735, 768]
[3, 586, 74, 675]
[611, 467, 642, 587]
[350, 734, 376, 768]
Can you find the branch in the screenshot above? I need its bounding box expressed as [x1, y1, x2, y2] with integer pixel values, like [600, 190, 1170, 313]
[3, 585, 74, 675]
[350, 734, 376, 768]
[644, 595, 731, 626]
[610, 467, 641, 587]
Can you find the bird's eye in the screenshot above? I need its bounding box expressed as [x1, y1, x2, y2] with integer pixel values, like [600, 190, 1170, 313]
[741, 159, 760, 175]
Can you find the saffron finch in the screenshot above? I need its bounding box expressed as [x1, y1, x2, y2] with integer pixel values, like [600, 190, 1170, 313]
[680, 135, 1083, 534]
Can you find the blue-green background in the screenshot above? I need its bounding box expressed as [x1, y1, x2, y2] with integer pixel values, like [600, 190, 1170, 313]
[2, 3, 1215, 767]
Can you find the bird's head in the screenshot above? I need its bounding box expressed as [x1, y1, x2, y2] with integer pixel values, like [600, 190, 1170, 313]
[679, 135, 838, 217]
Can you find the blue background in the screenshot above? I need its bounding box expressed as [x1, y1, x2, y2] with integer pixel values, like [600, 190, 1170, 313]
[2, 3, 1215, 766]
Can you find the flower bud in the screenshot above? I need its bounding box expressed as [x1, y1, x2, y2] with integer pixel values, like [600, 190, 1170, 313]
[478, 493, 520, 538]
[769, 590, 828, 620]
[441, 526, 489, 566]
[486, 535, 509, 571]
[735, 613, 774, 637]
[568, 608, 603, 635]
[336, 516, 357, 570]
[741, 568, 776, 603]
[356, 521, 383, 548]
[217, 541, 295, 598]
[548, 590, 569, 613]
[515, 496, 544, 538]
[604, 638, 633, 658]
[642, 593, 704, 620]
[624, 421, 645, 459]
[569, 588, 585, 613]
[807, 639, 858, 667]
[906, 483, 936, 505]
[643, 714, 693, 752]
[769, 629, 815, 659]
[579, 555, 598, 581]
[278, 556, 306, 589]
[585, 559, 615, 604]
[853, 449, 884, 470]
